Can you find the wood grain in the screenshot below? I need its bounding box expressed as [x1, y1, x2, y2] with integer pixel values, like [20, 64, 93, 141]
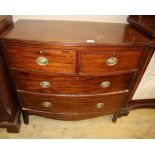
[81, 47, 145, 73]
[13, 70, 134, 94]
[0, 19, 153, 123]
[19, 91, 127, 114]
[4, 44, 76, 73]
[1, 20, 151, 45]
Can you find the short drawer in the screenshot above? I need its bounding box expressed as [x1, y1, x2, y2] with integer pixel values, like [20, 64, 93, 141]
[19, 92, 127, 113]
[13, 71, 134, 94]
[5, 44, 76, 73]
[80, 47, 144, 74]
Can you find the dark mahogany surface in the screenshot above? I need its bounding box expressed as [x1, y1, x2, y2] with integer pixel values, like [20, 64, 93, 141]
[1, 20, 152, 45]
[19, 91, 127, 114]
[0, 100, 8, 122]
[1, 19, 154, 123]
[128, 15, 155, 38]
[13, 70, 133, 94]
[80, 47, 144, 73]
[0, 16, 13, 34]
[4, 44, 76, 73]
[0, 15, 21, 133]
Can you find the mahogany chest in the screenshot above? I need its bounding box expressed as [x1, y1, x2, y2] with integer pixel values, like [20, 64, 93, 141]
[0, 20, 154, 124]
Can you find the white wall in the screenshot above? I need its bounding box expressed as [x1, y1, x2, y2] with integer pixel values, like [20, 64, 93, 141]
[13, 15, 128, 23]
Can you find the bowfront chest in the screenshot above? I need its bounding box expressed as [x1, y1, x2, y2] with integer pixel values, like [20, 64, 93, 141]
[0, 20, 154, 124]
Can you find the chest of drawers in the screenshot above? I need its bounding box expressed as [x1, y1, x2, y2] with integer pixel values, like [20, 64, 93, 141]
[0, 20, 154, 124]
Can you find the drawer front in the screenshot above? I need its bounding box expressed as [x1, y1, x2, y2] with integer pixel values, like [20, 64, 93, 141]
[5, 45, 76, 73]
[81, 48, 144, 73]
[19, 92, 126, 113]
[14, 71, 134, 94]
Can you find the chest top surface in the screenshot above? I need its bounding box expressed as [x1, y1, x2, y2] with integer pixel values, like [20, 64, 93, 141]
[1, 20, 152, 46]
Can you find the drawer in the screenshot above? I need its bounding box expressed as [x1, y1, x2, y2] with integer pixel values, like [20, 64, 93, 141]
[19, 92, 127, 113]
[5, 44, 76, 73]
[80, 47, 144, 73]
[13, 71, 134, 94]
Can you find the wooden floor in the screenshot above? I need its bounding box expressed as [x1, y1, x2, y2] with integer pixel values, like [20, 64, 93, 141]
[0, 109, 155, 139]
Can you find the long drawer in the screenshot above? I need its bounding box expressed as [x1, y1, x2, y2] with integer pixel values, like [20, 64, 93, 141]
[19, 92, 127, 114]
[4, 44, 76, 73]
[13, 71, 134, 94]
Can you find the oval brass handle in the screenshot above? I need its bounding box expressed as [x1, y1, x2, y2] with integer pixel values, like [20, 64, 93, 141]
[106, 57, 117, 66]
[36, 57, 48, 66]
[100, 81, 110, 88]
[40, 81, 51, 88]
[95, 103, 104, 109]
[42, 101, 52, 108]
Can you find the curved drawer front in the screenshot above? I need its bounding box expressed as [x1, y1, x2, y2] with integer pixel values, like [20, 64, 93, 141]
[81, 47, 144, 74]
[14, 71, 134, 94]
[5, 45, 76, 73]
[19, 92, 127, 114]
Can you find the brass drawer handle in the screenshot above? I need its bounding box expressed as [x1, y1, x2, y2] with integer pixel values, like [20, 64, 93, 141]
[40, 81, 51, 88]
[95, 103, 104, 109]
[100, 81, 111, 88]
[106, 57, 117, 66]
[36, 57, 48, 66]
[42, 101, 52, 108]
